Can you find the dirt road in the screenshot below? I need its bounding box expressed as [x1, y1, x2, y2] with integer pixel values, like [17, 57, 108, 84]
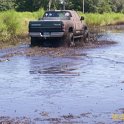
[0, 27, 124, 124]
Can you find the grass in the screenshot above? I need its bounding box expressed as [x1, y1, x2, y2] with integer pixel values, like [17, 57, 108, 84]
[0, 9, 124, 48]
[0, 9, 44, 48]
[79, 12, 124, 26]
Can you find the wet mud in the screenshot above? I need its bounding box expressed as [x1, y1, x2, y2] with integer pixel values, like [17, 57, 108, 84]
[0, 37, 116, 60]
[0, 26, 124, 124]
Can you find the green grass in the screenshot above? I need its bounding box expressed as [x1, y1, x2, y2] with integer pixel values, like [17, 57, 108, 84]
[0, 9, 124, 48]
[79, 12, 124, 26]
[0, 9, 44, 46]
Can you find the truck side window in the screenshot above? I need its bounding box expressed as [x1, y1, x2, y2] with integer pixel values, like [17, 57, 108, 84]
[65, 12, 70, 17]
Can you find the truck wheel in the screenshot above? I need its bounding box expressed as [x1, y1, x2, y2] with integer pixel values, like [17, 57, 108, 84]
[31, 37, 44, 47]
[31, 37, 38, 46]
[84, 29, 89, 43]
[64, 33, 75, 47]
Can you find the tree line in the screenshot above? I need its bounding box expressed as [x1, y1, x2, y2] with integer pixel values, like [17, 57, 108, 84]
[0, 0, 124, 13]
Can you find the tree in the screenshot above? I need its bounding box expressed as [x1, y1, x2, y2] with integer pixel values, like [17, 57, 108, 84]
[0, 0, 124, 13]
[84, 0, 98, 13]
[0, 0, 15, 11]
[110, 0, 124, 12]
[97, 0, 112, 13]
[15, 0, 45, 11]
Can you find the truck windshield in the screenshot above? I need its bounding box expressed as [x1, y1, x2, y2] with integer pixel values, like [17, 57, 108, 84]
[43, 11, 71, 20]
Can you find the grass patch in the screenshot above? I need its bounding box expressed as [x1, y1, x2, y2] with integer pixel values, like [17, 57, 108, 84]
[0, 9, 44, 48]
[79, 12, 124, 26]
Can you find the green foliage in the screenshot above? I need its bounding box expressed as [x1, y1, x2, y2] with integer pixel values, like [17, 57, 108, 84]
[33, 8, 45, 19]
[3, 10, 20, 35]
[0, 9, 44, 42]
[97, 0, 112, 13]
[0, 10, 19, 41]
[79, 12, 124, 26]
[15, 0, 44, 11]
[0, 0, 124, 13]
[0, 0, 15, 11]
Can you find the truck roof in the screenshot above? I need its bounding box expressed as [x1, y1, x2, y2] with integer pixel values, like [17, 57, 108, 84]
[45, 10, 75, 13]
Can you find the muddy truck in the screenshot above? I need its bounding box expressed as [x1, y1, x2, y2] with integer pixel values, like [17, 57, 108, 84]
[29, 10, 88, 46]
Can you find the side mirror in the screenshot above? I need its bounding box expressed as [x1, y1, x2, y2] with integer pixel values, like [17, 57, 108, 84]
[80, 16, 84, 21]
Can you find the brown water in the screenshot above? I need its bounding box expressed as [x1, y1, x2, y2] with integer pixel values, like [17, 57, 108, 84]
[0, 27, 124, 124]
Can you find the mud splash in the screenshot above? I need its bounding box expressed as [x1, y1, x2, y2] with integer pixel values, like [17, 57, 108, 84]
[0, 39, 116, 60]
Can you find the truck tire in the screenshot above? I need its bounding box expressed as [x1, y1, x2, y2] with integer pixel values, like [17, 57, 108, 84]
[83, 30, 89, 43]
[83, 27, 89, 43]
[31, 37, 38, 46]
[64, 33, 75, 47]
[31, 37, 44, 46]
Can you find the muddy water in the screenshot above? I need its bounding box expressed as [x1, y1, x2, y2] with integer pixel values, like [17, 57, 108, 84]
[0, 28, 124, 124]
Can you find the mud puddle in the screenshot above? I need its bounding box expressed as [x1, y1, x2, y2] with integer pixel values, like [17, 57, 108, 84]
[0, 26, 124, 124]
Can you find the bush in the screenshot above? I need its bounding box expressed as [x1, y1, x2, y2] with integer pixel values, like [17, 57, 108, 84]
[0, 9, 45, 45]
[3, 10, 20, 35]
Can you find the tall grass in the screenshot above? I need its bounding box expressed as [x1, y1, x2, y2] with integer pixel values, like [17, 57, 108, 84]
[0, 9, 44, 45]
[79, 12, 124, 26]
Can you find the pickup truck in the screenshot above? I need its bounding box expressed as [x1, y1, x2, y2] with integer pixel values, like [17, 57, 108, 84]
[29, 10, 88, 46]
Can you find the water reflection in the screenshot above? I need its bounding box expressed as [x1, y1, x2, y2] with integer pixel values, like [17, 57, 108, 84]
[28, 56, 87, 98]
